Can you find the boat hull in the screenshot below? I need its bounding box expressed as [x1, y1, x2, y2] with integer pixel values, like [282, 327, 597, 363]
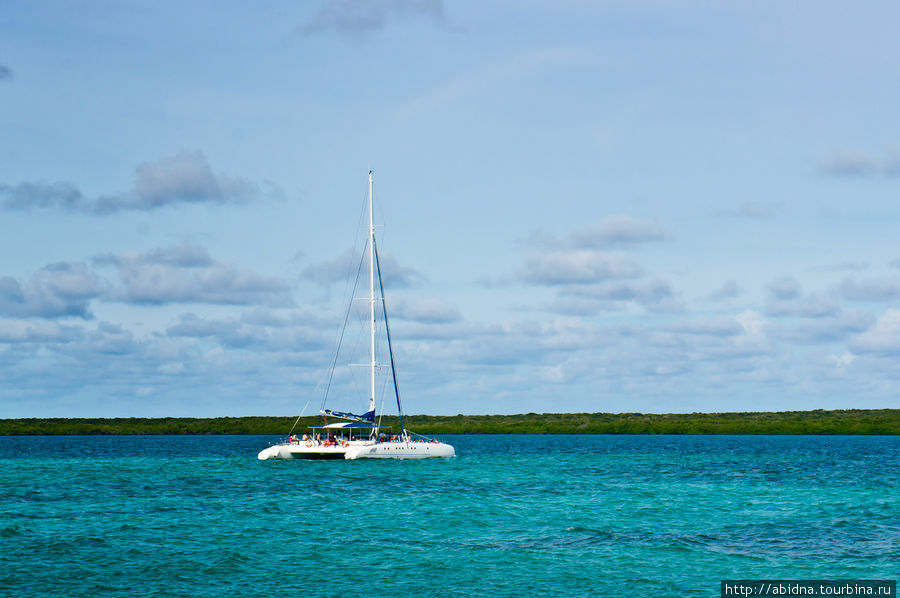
[344, 441, 455, 460]
[257, 441, 352, 460]
[258, 440, 455, 460]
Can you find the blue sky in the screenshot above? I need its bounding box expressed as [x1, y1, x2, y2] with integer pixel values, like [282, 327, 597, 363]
[2, 1, 900, 418]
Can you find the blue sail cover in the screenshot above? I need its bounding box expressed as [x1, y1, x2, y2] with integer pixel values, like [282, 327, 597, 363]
[322, 408, 375, 423]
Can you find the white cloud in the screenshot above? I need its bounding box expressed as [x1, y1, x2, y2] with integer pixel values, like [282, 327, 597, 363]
[99, 245, 294, 307]
[663, 317, 743, 337]
[392, 297, 461, 324]
[767, 276, 801, 300]
[303, 248, 422, 288]
[707, 280, 742, 301]
[95, 242, 213, 268]
[166, 312, 327, 353]
[95, 151, 259, 214]
[821, 150, 877, 176]
[514, 216, 680, 315]
[796, 293, 842, 318]
[840, 275, 900, 301]
[736, 309, 767, 338]
[812, 260, 869, 272]
[829, 352, 855, 369]
[0, 262, 103, 319]
[519, 250, 642, 285]
[531, 216, 669, 250]
[0, 182, 84, 212]
[1, 151, 271, 214]
[158, 362, 186, 375]
[78, 322, 137, 355]
[766, 291, 842, 319]
[561, 278, 681, 312]
[0, 318, 83, 343]
[850, 308, 900, 354]
[568, 216, 669, 248]
[645, 310, 773, 363]
[821, 148, 900, 177]
[775, 309, 873, 344]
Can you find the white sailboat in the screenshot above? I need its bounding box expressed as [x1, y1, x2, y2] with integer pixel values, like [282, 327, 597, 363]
[258, 171, 455, 461]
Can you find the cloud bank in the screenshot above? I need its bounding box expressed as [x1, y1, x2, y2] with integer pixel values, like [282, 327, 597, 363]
[530, 215, 669, 249]
[516, 216, 679, 314]
[0, 243, 293, 322]
[0, 262, 102, 319]
[302, 248, 423, 288]
[96, 243, 294, 307]
[0, 151, 265, 215]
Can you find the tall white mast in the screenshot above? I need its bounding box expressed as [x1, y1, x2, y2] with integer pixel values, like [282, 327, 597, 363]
[368, 170, 376, 416]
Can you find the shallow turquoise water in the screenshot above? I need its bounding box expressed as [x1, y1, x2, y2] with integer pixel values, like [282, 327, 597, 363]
[1, 435, 897, 597]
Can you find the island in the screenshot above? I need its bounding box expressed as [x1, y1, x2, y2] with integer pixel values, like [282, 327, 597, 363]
[1, 409, 897, 435]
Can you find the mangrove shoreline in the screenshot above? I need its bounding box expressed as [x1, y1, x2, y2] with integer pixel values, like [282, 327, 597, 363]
[1, 409, 897, 436]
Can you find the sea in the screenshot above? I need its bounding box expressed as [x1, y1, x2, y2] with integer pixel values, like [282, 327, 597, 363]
[1, 434, 897, 597]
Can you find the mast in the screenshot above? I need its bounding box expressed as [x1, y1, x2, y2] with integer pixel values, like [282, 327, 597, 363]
[368, 170, 376, 418]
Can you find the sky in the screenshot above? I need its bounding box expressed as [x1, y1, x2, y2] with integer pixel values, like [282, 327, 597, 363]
[2, 1, 900, 418]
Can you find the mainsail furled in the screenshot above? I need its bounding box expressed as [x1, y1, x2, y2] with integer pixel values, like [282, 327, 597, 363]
[321, 408, 375, 423]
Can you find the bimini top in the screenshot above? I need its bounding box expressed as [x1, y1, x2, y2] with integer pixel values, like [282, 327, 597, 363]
[310, 422, 377, 429]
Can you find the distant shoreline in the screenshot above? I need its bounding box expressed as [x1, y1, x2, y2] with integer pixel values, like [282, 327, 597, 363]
[1, 409, 897, 435]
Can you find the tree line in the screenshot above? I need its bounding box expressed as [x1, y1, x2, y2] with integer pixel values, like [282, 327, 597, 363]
[1, 409, 897, 435]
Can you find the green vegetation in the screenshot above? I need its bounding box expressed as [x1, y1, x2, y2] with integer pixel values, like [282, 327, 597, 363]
[0, 409, 897, 435]
[398, 409, 900, 435]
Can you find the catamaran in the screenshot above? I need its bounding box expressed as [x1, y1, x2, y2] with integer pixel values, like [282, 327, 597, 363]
[257, 171, 455, 461]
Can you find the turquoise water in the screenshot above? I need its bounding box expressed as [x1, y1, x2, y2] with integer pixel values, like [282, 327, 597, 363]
[1, 435, 897, 597]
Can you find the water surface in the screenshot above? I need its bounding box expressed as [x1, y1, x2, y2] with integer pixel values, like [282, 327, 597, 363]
[1, 435, 897, 597]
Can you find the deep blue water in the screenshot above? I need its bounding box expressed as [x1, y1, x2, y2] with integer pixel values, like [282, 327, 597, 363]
[1, 435, 897, 597]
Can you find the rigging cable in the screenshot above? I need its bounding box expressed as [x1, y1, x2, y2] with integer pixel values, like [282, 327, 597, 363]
[304, 184, 370, 431]
[286, 399, 312, 438]
[373, 237, 406, 437]
[320, 242, 367, 413]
